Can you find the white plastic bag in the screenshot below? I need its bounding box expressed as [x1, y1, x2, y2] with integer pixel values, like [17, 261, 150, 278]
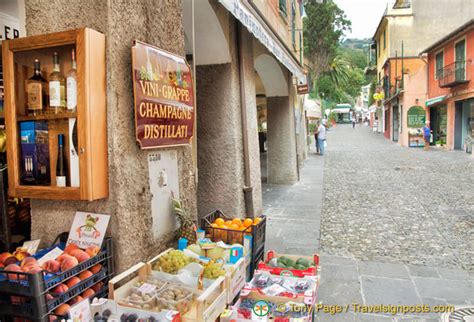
[324, 140, 328, 148]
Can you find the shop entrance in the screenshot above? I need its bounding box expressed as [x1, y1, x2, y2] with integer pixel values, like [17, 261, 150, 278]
[392, 105, 399, 142]
[454, 100, 472, 150]
[430, 105, 448, 146]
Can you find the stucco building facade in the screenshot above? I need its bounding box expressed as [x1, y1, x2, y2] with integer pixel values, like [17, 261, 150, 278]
[1, 0, 307, 272]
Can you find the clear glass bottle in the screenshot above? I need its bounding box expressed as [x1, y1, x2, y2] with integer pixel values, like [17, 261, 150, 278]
[66, 49, 77, 112]
[49, 52, 66, 114]
[26, 59, 47, 116]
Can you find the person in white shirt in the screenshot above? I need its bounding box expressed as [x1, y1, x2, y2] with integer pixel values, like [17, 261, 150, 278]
[316, 119, 327, 155]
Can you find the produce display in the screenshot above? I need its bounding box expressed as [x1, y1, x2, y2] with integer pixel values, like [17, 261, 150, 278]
[117, 281, 194, 314]
[249, 272, 316, 298]
[210, 217, 260, 231]
[267, 256, 312, 270]
[0, 243, 101, 277]
[173, 198, 198, 244]
[202, 260, 226, 279]
[152, 249, 195, 274]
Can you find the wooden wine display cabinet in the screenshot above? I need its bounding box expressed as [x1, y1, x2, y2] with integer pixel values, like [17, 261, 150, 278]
[2, 28, 108, 200]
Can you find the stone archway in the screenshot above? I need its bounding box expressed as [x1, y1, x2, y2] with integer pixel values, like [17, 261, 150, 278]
[254, 53, 298, 184]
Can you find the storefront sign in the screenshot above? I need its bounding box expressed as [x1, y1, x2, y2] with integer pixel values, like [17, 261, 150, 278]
[0, 12, 22, 40]
[407, 106, 426, 128]
[67, 212, 110, 249]
[297, 84, 309, 94]
[132, 41, 194, 149]
[219, 0, 306, 83]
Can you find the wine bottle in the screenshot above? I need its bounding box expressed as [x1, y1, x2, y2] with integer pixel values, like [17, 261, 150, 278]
[56, 134, 68, 187]
[49, 52, 66, 114]
[66, 49, 77, 112]
[27, 59, 47, 116]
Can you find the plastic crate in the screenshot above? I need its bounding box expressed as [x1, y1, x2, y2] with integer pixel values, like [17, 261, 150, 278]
[0, 236, 114, 320]
[257, 251, 320, 278]
[199, 210, 266, 273]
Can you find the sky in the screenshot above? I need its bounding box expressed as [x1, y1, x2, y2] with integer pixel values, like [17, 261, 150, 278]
[333, 0, 390, 39]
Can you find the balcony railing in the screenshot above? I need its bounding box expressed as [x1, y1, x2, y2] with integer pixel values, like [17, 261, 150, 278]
[438, 60, 470, 88]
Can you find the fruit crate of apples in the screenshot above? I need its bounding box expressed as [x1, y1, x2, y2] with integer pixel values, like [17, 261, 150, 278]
[147, 248, 246, 305]
[199, 210, 266, 274]
[0, 235, 114, 321]
[257, 250, 320, 278]
[110, 262, 227, 322]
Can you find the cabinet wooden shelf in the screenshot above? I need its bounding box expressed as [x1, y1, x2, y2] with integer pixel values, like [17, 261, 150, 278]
[2, 28, 108, 201]
[17, 111, 77, 121]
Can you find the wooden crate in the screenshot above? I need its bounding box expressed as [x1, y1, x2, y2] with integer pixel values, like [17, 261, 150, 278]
[147, 248, 245, 304]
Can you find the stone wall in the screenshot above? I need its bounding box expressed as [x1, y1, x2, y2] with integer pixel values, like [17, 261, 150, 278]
[24, 0, 196, 272]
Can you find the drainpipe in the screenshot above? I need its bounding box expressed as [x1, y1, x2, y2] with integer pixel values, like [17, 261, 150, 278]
[236, 22, 255, 218]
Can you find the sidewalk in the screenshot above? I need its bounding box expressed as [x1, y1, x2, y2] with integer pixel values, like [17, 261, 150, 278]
[262, 125, 473, 322]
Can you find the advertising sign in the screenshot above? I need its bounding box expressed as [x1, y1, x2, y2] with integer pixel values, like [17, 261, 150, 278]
[132, 41, 194, 149]
[67, 212, 110, 249]
[407, 106, 426, 128]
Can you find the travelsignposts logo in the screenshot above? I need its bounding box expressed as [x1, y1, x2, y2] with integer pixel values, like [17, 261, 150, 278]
[253, 300, 270, 317]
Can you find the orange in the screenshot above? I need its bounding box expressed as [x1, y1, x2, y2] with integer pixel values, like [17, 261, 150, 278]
[211, 223, 219, 228]
[253, 217, 262, 225]
[232, 218, 242, 226]
[215, 218, 225, 226]
[230, 223, 240, 230]
[243, 218, 253, 227]
[225, 220, 232, 226]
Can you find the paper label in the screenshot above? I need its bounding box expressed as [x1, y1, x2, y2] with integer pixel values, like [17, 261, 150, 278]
[37, 247, 63, 266]
[27, 82, 42, 110]
[69, 298, 92, 322]
[67, 76, 77, 110]
[261, 283, 287, 296]
[67, 212, 110, 249]
[137, 283, 156, 294]
[22, 239, 41, 255]
[49, 81, 61, 106]
[56, 176, 66, 187]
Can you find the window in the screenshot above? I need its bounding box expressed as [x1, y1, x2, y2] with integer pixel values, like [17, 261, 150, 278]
[377, 41, 380, 57]
[279, 0, 287, 17]
[455, 39, 466, 80]
[383, 30, 386, 49]
[291, 0, 296, 48]
[435, 51, 444, 79]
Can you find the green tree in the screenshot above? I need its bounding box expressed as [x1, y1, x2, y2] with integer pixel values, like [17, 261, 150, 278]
[304, 0, 351, 79]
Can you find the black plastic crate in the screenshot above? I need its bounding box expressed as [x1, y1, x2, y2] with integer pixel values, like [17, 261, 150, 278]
[200, 210, 266, 267]
[0, 236, 114, 320]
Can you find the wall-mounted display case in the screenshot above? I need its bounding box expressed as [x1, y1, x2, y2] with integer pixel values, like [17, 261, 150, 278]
[2, 28, 108, 200]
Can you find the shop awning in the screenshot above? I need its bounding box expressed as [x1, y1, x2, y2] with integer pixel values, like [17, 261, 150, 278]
[218, 0, 306, 83]
[304, 95, 322, 119]
[425, 95, 447, 107]
[332, 108, 350, 114]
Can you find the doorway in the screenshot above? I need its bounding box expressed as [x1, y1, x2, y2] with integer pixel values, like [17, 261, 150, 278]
[392, 105, 399, 142]
[430, 105, 447, 146]
[454, 100, 472, 150]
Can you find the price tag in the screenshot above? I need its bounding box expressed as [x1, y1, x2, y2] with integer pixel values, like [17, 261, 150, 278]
[68, 298, 92, 322]
[137, 282, 156, 294]
[22, 239, 41, 255]
[37, 247, 63, 266]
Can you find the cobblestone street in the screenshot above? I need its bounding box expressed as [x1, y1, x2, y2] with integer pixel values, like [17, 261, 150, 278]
[263, 124, 473, 321]
[321, 124, 473, 270]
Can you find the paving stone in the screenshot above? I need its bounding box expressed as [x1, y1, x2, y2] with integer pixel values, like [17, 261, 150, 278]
[359, 261, 410, 279]
[319, 253, 357, 266]
[437, 267, 471, 281]
[414, 277, 473, 303]
[314, 313, 356, 322]
[407, 265, 440, 278]
[322, 263, 359, 282]
[355, 313, 394, 321]
[361, 276, 421, 306]
[318, 280, 363, 304]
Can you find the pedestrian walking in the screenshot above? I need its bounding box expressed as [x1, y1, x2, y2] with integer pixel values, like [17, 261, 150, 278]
[352, 114, 357, 128]
[317, 119, 327, 155]
[314, 122, 320, 154]
[423, 121, 431, 150]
